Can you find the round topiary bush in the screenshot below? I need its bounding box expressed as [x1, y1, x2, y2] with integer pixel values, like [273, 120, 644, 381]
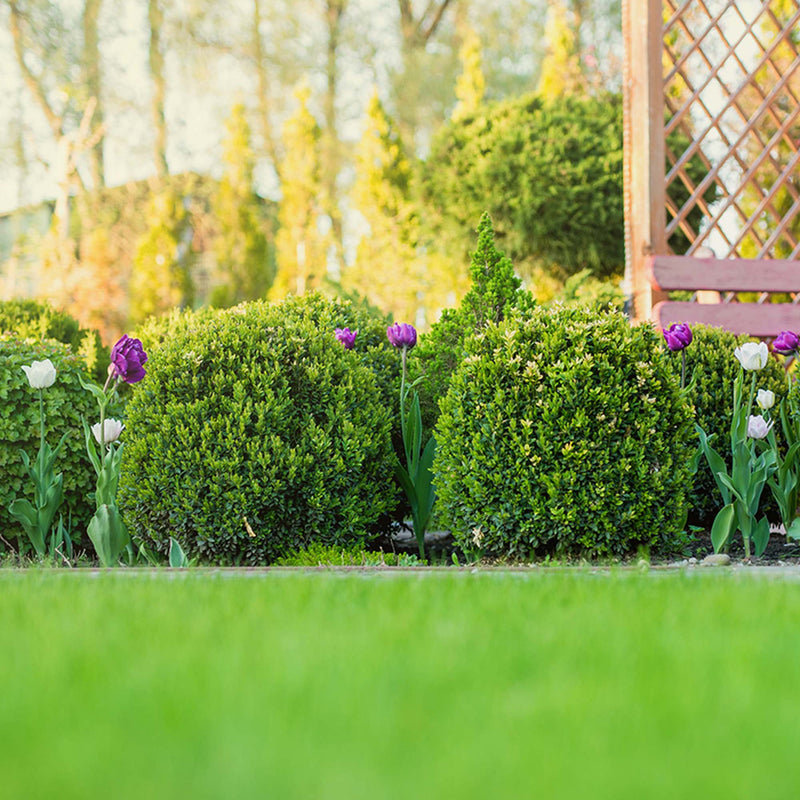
[434, 307, 694, 559]
[0, 337, 97, 550]
[678, 324, 787, 528]
[135, 294, 402, 445]
[118, 296, 399, 564]
[273, 293, 402, 426]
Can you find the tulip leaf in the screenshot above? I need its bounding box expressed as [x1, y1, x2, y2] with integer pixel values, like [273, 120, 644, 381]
[695, 426, 731, 504]
[88, 504, 130, 567]
[710, 504, 736, 553]
[787, 517, 800, 541]
[716, 472, 744, 505]
[414, 436, 438, 534]
[169, 537, 189, 568]
[82, 418, 102, 476]
[79, 376, 109, 408]
[753, 516, 771, 557]
[393, 461, 418, 510]
[781, 442, 800, 473]
[8, 498, 46, 556]
[780, 402, 797, 449]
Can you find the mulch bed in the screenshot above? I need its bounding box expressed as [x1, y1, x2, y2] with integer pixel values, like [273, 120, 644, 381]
[675, 530, 800, 566]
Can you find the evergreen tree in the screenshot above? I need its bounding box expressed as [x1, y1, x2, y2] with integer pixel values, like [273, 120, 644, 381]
[537, 3, 584, 99]
[414, 212, 533, 428]
[211, 102, 274, 307]
[272, 85, 328, 298]
[345, 91, 420, 323]
[129, 186, 194, 323]
[452, 27, 485, 122]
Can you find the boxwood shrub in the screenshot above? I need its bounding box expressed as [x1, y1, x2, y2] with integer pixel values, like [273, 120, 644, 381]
[679, 324, 787, 527]
[0, 337, 97, 549]
[0, 299, 106, 382]
[135, 294, 402, 447]
[118, 296, 398, 564]
[434, 307, 694, 559]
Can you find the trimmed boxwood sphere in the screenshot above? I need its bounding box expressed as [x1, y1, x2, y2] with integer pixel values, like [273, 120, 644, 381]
[135, 293, 403, 448]
[434, 306, 694, 558]
[118, 297, 398, 564]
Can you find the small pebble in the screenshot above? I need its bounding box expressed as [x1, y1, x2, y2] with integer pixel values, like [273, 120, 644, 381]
[688, 557, 697, 565]
[701, 553, 732, 567]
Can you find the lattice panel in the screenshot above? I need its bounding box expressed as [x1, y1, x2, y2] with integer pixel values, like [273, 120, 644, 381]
[662, 0, 800, 285]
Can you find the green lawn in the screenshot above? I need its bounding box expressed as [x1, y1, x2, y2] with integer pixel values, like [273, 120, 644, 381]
[2, 569, 800, 799]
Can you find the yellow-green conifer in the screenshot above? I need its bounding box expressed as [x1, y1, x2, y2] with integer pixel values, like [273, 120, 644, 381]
[345, 91, 421, 323]
[272, 86, 328, 298]
[211, 102, 274, 307]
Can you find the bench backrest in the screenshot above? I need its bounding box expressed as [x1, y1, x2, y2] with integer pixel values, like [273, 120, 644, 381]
[648, 255, 800, 338]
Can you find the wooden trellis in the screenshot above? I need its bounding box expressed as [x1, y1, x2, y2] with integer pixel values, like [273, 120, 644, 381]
[623, 0, 800, 332]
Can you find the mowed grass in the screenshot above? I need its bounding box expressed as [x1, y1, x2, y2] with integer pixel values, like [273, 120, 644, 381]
[2, 570, 800, 799]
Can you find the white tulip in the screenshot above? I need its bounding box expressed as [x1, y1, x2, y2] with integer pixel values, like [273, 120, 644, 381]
[92, 418, 125, 445]
[747, 415, 773, 440]
[756, 389, 775, 410]
[21, 359, 57, 389]
[734, 341, 769, 371]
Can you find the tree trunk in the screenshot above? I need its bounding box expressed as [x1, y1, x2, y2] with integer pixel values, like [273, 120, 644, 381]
[7, 0, 62, 140]
[148, 0, 169, 177]
[252, 0, 278, 167]
[83, 0, 105, 188]
[322, 0, 346, 272]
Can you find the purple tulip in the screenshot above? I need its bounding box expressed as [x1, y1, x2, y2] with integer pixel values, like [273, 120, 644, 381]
[110, 334, 148, 383]
[387, 322, 417, 350]
[335, 327, 358, 350]
[772, 330, 800, 356]
[662, 323, 693, 352]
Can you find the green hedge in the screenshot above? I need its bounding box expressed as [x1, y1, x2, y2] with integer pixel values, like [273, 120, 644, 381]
[0, 299, 106, 381]
[0, 338, 97, 548]
[679, 325, 787, 527]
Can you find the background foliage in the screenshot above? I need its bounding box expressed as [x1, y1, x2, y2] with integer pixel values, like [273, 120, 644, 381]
[422, 92, 625, 289]
[1, 0, 626, 338]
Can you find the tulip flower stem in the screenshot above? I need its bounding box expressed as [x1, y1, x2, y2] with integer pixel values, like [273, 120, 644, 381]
[399, 347, 408, 465]
[747, 372, 757, 420]
[681, 350, 686, 390]
[38, 390, 45, 454]
[99, 402, 106, 453]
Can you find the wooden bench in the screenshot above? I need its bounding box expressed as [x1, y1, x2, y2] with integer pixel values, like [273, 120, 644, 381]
[648, 254, 800, 338]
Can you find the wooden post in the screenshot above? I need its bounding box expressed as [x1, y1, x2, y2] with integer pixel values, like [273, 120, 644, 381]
[623, 0, 668, 323]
